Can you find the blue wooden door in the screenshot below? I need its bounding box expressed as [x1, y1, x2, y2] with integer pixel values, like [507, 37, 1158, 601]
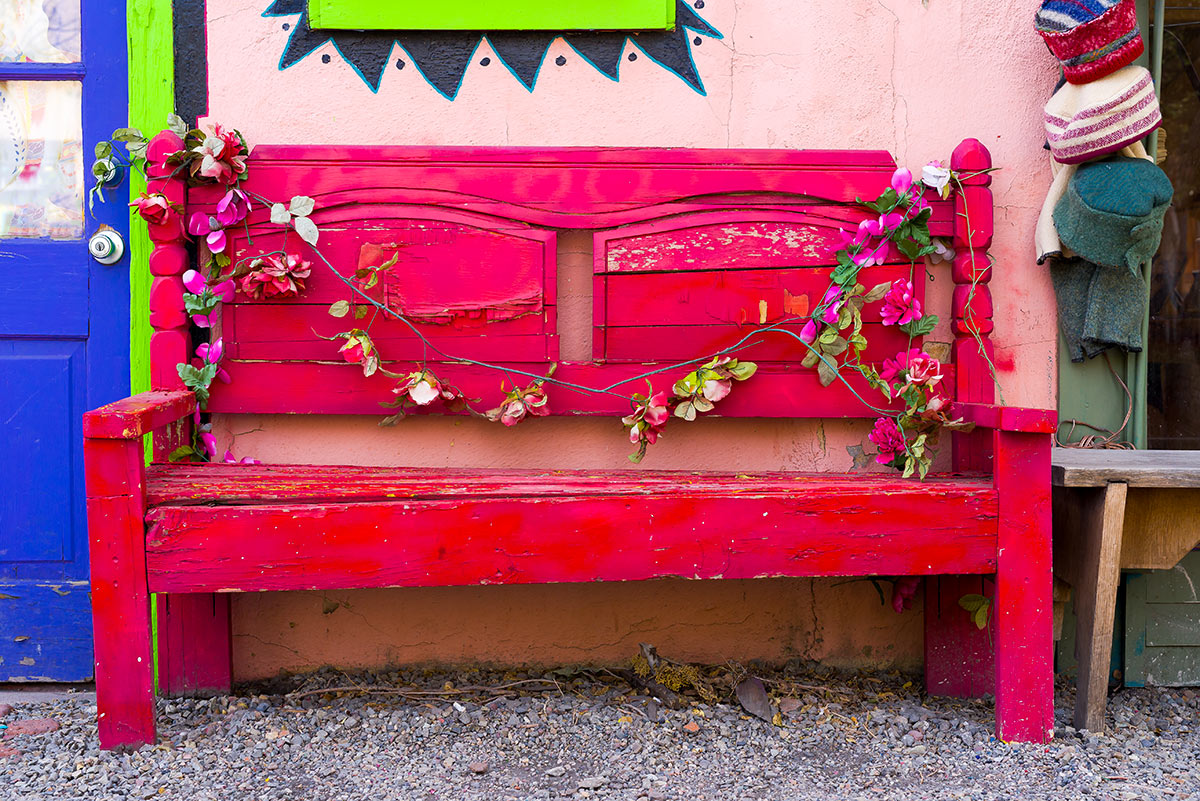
[0, 0, 129, 680]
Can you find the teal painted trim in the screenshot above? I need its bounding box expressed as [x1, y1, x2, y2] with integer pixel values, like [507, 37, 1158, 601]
[309, 0, 676, 30]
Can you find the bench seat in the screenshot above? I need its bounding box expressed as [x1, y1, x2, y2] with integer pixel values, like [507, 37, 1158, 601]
[144, 464, 1000, 595]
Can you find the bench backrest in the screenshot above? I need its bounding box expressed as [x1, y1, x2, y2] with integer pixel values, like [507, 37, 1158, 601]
[147, 139, 996, 462]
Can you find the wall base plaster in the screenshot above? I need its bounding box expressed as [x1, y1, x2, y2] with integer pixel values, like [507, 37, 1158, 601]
[232, 578, 923, 682]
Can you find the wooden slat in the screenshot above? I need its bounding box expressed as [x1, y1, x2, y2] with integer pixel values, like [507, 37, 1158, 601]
[598, 322, 909, 364]
[82, 391, 196, 439]
[951, 403, 1057, 433]
[1052, 449, 1200, 488]
[600, 265, 914, 328]
[144, 481, 998, 594]
[207, 361, 901, 417]
[144, 463, 993, 507]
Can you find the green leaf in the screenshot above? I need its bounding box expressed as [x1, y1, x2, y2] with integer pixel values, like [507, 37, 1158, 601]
[167, 113, 189, 137]
[328, 300, 350, 318]
[818, 327, 838, 346]
[958, 594, 987, 613]
[693, 396, 715, 413]
[831, 252, 859, 285]
[674, 401, 697, 421]
[94, 141, 112, 159]
[973, 601, 990, 630]
[168, 446, 195, 462]
[896, 237, 922, 261]
[824, 335, 848, 357]
[354, 305, 370, 320]
[863, 281, 891, 303]
[817, 358, 837, 387]
[801, 349, 820, 369]
[289, 195, 315, 218]
[269, 203, 291, 225]
[899, 313, 938, 338]
[727, 361, 757, 381]
[294, 216, 319, 245]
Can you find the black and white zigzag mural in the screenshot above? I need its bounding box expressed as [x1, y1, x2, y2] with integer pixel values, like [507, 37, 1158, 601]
[262, 0, 722, 98]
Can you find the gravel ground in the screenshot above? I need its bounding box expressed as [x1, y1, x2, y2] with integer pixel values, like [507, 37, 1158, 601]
[1, 664, 1197, 800]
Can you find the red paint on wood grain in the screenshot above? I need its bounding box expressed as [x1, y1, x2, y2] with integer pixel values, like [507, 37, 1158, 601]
[83, 390, 195, 439]
[156, 594, 232, 698]
[208, 361, 902, 417]
[992, 430, 1054, 743]
[143, 463, 992, 506]
[144, 483, 999, 595]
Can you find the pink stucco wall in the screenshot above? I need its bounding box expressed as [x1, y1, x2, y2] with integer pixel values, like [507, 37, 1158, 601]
[201, 0, 1058, 680]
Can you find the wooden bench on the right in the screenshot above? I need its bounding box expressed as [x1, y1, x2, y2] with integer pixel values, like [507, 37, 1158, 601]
[1053, 449, 1200, 732]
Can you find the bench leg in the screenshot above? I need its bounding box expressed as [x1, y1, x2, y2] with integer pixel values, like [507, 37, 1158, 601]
[1070, 481, 1127, 733]
[158, 594, 233, 697]
[88, 495, 156, 749]
[993, 430, 1054, 743]
[924, 575, 996, 699]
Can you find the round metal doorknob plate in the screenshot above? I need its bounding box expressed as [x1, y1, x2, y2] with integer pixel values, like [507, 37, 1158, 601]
[89, 230, 125, 265]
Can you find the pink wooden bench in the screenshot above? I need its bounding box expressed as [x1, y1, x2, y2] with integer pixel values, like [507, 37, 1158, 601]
[83, 137, 1056, 749]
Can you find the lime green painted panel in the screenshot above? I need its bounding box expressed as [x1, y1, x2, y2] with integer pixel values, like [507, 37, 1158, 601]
[309, 0, 676, 30]
[1056, 335, 1133, 446]
[128, 0, 175, 695]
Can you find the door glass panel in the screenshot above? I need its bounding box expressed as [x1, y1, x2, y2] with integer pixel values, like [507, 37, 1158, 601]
[0, 80, 83, 240]
[0, 0, 80, 63]
[1147, 4, 1200, 448]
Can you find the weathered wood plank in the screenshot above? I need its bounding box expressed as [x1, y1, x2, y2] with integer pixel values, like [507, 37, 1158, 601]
[993, 430, 1054, 743]
[144, 486, 999, 594]
[207, 361, 901, 417]
[1068, 481, 1127, 733]
[598, 322, 909, 364]
[82, 391, 196, 440]
[1052, 449, 1200, 488]
[144, 463, 993, 506]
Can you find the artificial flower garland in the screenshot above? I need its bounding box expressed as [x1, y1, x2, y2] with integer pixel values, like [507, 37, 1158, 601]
[103, 119, 988, 475]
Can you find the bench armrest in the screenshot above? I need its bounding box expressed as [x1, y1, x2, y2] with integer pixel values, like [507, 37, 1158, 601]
[950, 402, 1057, 434]
[83, 391, 197, 439]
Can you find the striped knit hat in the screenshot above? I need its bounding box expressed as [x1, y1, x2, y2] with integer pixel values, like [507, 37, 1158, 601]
[1044, 65, 1161, 165]
[1036, 0, 1144, 84]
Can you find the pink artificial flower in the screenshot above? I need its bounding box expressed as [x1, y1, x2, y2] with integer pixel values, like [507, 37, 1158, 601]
[187, 212, 228, 254]
[928, 239, 955, 265]
[192, 313, 213, 329]
[907, 192, 931, 215]
[198, 432, 218, 461]
[195, 337, 224, 364]
[191, 124, 247, 186]
[819, 285, 845, 326]
[892, 577, 920, 614]
[868, 416, 907, 466]
[925, 389, 949, 414]
[395, 371, 447, 406]
[853, 239, 889, 268]
[222, 450, 260, 465]
[800, 318, 818, 345]
[879, 348, 923, 383]
[905, 352, 943, 388]
[624, 390, 670, 446]
[865, 212, 903, 237]
[182, 269, 207, 295]
[880, 279, 922, 327]
[496, 385, 550, 427]
[215, 188, 249, 227]
[194, 338, 230, 383]
[239, 254, 312, 300]
[922, 161, 952, 198]
[702, 376, 731, 402]
[212, 278, 235, 302]
[340, 339, 365, 364]
[130, 192, 174, 226]
[891, 167, 913, 196]
[837, 220, 872, 251]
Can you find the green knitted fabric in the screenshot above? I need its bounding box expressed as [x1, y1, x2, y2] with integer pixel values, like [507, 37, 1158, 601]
[1053, 156, 1173, 273]
[1051, 257, 1146, 361]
